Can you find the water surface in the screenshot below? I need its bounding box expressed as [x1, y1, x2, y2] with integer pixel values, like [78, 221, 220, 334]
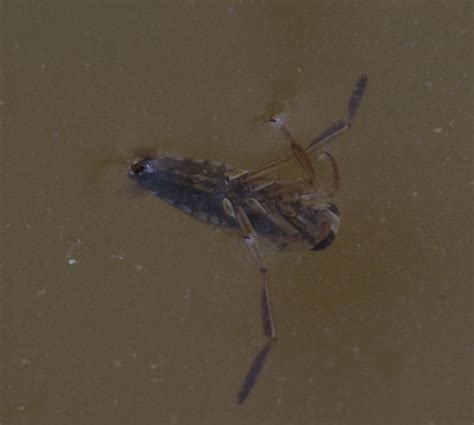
[1, 1, 472, 424]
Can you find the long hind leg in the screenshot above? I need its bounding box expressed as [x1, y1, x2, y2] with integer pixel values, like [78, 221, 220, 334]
[222, 198, 277, 404]
[232, 202, 277, 340]
[306, 73, 368, 152]
[233, 74, 368, 181]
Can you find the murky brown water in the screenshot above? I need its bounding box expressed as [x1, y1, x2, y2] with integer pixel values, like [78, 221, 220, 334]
[1, 1, 472, 424]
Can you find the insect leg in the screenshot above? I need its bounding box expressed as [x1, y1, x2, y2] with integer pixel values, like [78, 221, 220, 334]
[237, 340, 272, 405]
[228, 201, 277, 404]
[233, 156, 294, 182]
[236, 119, 317, 183]
[306, 74, 368, 153]
[246, 198, 300, 238]
[323, 151, 340, 195]
[233, 203, 277, 340]
[240, 75, 368, 181]
[299, 191, 332, 206]
[306, 119, 350, 153]
[348, 73, 368, 120]
[267, 118, 316, 185]
[297, 149, 340, 202]
[236, 75, 367, 184]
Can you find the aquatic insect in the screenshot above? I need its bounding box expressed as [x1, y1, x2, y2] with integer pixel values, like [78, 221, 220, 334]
[129, 74, 368, 404]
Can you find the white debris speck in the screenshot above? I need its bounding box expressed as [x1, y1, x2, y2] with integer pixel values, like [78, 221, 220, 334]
[184, 288, 192, 300]
[37, 288, 47, 296]
[412, 191, 418, 197]
[19, 357, 31, 366]
[433, 127, 443, 134]
[66, 238, 83, 264]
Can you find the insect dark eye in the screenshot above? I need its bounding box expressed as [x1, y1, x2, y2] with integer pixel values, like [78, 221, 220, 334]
[130, 162, 146, 174]
[312, 230, 336, 251]
[327, 203, 339, 216]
